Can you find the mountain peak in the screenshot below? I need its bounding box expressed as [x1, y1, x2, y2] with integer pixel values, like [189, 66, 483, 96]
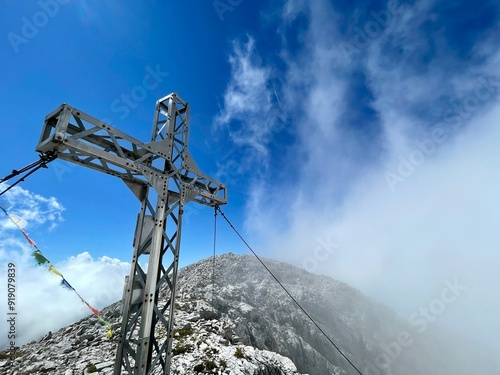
[1, 252, 498, 374]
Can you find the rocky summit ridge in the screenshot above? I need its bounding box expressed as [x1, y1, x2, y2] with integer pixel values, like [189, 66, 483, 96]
[1, 292, 303, 374]
[0, 254, 310, 375]
[0, 297, 303, 374]
[1, 253, 499, 374]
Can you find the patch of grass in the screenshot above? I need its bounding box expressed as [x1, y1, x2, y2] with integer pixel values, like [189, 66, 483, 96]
[220, 359, 227, 367]
[204, 360, 217, 370]
[86, 363, 98, 373]
[172, 343, 193, 356]
[174, 327, 194, 339]
[203, 346, 220, 357]
[234, 347, 245, 359]
[193, 363, 204, 372]
[0, 351, 23, 360]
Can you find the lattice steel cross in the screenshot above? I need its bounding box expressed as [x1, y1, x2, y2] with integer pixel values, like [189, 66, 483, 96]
[36, 93, 227, 374]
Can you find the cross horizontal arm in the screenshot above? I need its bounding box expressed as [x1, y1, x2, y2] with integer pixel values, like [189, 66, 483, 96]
[35, 103, 226, 206]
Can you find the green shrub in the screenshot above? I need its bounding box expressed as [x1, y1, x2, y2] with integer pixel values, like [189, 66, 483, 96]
[172, 343, 193, 356]
[204, 360, 217, 370]
[234, 347, 245, 358]
[204, 346, 219, 356]
[193, 363, 204, 372]
[86, 363, 98, 373]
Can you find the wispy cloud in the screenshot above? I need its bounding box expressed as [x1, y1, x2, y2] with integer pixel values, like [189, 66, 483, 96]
[216, 0, 500, 355]
[214, 36, 279, 169]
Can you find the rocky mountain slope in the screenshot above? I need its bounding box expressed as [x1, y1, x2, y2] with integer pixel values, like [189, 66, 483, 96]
[0, 290, 304, 374]
[1, 253, 499, 374]
[177, 253, 500, 375]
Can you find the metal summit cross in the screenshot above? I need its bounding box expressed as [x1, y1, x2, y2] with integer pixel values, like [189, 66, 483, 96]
[36, 93, 227, 374]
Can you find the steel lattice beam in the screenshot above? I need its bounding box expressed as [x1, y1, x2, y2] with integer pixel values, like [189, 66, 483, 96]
[36, 93, 227, 374]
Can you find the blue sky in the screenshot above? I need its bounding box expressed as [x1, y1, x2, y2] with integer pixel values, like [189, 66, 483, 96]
[1, 0, 500, 360]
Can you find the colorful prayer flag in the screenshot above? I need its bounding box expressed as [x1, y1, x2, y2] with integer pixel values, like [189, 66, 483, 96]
[86, 302, 100, 316]
[48, 265, 63, 277]
[60, 279, 73, 290]
[9, 214, 27, 229]
[1, 206, 113, 340]
[33, 249, 50, 265]
[98, 314, 113, 339]
[21, 230, 37, 247]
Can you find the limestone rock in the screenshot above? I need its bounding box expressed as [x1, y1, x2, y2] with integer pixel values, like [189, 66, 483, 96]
[1, 253, 499, 374]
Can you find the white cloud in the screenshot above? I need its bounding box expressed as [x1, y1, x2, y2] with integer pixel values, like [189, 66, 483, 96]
[0, 186, 129, 349]
[218, 0, 500, 353]
[0, 246, 129, 349]
[0, 184, 65, 231]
